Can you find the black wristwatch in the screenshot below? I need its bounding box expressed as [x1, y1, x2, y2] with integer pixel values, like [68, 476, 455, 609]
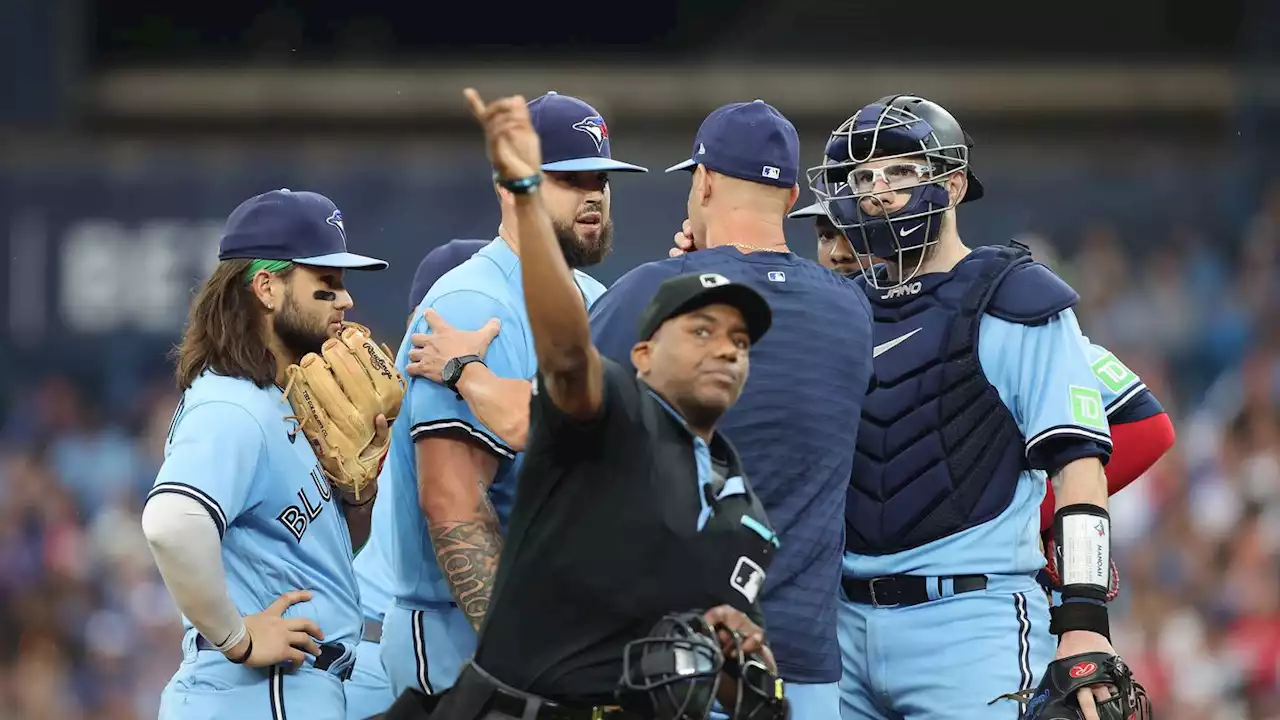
[442, 355, 485, 397]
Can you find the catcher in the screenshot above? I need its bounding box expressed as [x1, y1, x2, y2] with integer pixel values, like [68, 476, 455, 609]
[142, 188, 403, 720]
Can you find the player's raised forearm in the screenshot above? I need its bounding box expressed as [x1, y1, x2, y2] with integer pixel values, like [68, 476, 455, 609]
[513, 192, 603, 418]
[1051, 457, 1109, 511]
[417, 438, 504, 632]
[456, 365, 532, 451]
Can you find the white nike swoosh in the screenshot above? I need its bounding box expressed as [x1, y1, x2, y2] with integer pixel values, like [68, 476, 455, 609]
[873, 328, 922, 358]
[900, 223, 924, 237]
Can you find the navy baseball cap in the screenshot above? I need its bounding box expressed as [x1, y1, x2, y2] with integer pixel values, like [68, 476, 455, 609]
[218, 189, 388, 270]
[527, 92, 648, 173]
[408, 239, 488, 312]
[788, 201, 827, 219]
[665, 100, 799, 189]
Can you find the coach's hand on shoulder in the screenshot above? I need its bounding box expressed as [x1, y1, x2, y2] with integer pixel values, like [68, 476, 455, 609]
[669, 219, 699, 258]
[464, 88, 541, 181]
[1055, 630, 1118, 720]
[406, 309, 500, 382]
[225, 590, 325, 668]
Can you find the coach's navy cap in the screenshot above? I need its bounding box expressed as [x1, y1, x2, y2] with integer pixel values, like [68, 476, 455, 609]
[788, 201, 827, 219]
[639, 272, 772, 345]
[218, 189, 388, 270]
[528, 92, 648, 174]
[665, 100, 799, 189]
[408, 239, 488, 311]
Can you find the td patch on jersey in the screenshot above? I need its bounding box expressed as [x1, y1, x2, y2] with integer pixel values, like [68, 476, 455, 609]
[730, 555, 766, 603]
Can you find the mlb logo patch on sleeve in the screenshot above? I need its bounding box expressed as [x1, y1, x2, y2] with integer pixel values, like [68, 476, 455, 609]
[729, 556, 766, 603]
[767, 271, 786, 283]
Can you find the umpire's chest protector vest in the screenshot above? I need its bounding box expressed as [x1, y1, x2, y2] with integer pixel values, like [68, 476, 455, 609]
[848, 244, 1079, 555]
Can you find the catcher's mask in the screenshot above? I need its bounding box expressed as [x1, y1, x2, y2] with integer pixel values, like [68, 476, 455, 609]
[618, 612, 724, 720]
[719, 629, 789, 720]
[805, 94, 983, 290]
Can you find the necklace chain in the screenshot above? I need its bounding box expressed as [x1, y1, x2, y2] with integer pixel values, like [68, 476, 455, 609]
[722, 243, 788, 254]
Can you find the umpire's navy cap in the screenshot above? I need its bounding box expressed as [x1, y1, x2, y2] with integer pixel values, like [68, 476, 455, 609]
[218, 188, 388, 270]
[638, 272, 772, 345]
[528, 92, 648, 174]
[665, 100, 800, 189]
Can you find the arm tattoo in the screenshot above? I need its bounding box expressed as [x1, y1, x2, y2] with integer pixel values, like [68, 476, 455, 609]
[430, 492, 504, 632]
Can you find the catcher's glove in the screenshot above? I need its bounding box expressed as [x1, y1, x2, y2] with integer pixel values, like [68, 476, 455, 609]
[992, 652, 1152, 720]
[282, 322, 405, 502]
[1040, 533, 1121, 602]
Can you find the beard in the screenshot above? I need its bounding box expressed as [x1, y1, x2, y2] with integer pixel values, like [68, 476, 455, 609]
[274, 289, 331, 360]
[552, 216, 613, 268]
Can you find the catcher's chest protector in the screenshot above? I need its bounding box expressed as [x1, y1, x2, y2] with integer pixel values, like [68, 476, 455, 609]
[848, 247, 1032, 555]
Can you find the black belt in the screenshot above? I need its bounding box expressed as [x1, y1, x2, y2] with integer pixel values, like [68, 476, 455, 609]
[490, 693, 636, 720]
[195, 635, 354, 681]
[842, 574, 988, 608]
[363, 618, 383, 644]
[439, 662, 640, 720]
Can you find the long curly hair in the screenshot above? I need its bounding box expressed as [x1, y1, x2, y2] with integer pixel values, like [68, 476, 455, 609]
[172, 260, 295, 390]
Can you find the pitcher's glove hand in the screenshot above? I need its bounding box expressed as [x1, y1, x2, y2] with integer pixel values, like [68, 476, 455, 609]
[282, 322, 405, 503]
[991, 652, 1152, 720]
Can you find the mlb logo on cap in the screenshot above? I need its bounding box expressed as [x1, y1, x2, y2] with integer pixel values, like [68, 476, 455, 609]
[666, 100, 800, 189]
[526, 92, 648, 174]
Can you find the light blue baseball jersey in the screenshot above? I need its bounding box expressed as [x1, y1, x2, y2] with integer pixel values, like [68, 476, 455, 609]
[843, 308, 1112, 579]
[386, 237, 606, 607]
[150, 372, 362, 648]
[353, 464, 396, 623]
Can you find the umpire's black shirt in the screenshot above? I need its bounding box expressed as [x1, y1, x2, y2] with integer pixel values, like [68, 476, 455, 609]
[473, 356, 779, 703]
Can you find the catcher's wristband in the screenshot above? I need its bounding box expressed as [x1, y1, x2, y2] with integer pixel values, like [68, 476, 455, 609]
[493, 171, 542, 195]
[1049, 600, 1110, 641]
[1053, 503, 1110, 602]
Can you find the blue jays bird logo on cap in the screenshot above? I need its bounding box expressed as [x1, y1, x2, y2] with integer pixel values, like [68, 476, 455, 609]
[326, 209, 347, 247]
[572, 115, 609, 151]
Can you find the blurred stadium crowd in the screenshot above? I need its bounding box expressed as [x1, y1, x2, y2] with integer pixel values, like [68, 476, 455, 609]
[0, 189, 1277, 719]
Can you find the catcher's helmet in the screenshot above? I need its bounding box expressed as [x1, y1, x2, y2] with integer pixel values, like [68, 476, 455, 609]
[805, 94, 982, 289]
[617, 612, 724, 720]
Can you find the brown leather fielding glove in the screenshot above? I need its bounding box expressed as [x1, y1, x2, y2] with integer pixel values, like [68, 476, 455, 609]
[282, 322, 405, 502]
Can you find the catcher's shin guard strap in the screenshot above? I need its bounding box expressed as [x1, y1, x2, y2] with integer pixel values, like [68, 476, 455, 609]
[1053, 504, 1110, 602]
[1049, 601, 1110, 640]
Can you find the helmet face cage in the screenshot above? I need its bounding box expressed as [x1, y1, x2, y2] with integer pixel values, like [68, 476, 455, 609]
[619, 613, 724, 720]
[805, 100, 970, 290]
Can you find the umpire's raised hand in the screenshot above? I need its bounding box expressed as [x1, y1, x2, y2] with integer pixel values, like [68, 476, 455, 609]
[463, 88, 542, 182]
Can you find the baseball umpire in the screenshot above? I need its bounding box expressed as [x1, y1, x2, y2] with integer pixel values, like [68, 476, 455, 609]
[383, 88, 789, 720]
